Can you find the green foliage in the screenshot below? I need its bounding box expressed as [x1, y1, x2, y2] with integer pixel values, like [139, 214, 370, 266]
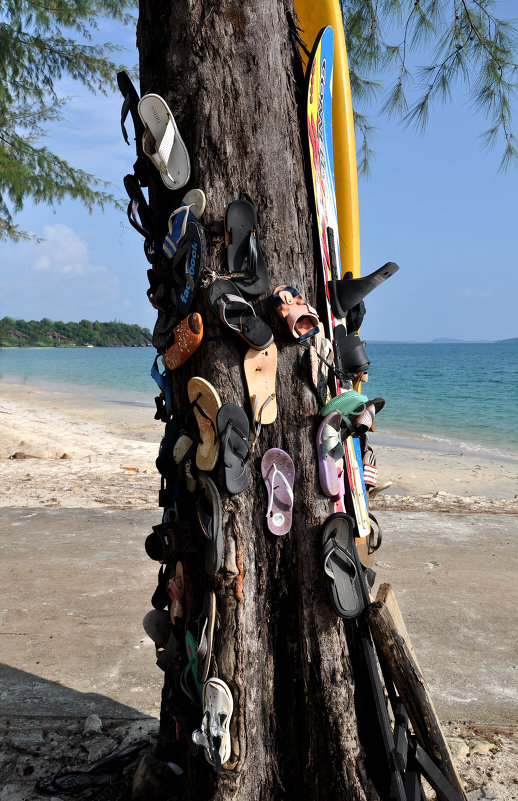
[0, 0, 137, 241]
[341, 0, 518, 173]
[0, 316, 152, 347]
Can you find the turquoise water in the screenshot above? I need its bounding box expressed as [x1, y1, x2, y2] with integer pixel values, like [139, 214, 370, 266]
[1, 343, 517, 459]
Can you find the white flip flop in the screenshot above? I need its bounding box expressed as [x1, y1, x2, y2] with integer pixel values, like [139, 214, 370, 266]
[138, 93, 190, 189]
[192, 677, 233, 770]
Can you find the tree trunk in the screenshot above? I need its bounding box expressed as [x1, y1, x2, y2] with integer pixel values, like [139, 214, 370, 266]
[136, 1, 381, 798]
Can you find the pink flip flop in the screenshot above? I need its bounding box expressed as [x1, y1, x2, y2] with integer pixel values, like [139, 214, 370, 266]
[261, 448, 295, 535]
[272, 285, 320, 342]
[316, 412, 345, 502]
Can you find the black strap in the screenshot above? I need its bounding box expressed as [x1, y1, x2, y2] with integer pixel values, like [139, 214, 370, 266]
[221, 419, 249, 469]
[190, 393, 218, 445]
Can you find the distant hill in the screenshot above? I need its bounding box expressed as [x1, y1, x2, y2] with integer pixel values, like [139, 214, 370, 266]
[496, 337, 518, 344]
[430, 338, 493, 344]
[0, 317, 153, 348]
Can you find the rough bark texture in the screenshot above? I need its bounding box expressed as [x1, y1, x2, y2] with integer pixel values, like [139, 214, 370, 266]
[136, 1, 382, 798]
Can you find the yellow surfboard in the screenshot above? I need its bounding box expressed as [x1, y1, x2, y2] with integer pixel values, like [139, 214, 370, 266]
[295, 0, 360, 278]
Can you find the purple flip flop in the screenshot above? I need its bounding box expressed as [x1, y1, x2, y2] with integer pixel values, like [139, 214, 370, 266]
[316, 412, 345, 502]
[261, 448, 295, 535]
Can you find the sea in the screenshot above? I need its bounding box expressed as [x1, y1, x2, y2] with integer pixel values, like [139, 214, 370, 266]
[1, 343, 517, 462]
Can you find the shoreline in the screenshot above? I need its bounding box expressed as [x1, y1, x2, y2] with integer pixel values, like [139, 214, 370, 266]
[1, 377, 517, 512]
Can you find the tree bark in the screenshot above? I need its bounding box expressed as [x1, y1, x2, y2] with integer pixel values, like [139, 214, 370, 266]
[136, 1, 381, 798]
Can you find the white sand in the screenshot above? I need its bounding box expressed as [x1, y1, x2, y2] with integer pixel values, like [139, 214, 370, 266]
[1, 378, 517, 512]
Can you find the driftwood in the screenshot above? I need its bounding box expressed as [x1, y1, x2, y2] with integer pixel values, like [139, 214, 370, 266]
[366, 586, 467, 801]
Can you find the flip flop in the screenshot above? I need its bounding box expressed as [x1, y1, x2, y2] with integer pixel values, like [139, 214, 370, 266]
[196, 472, 223, 575]
[145, 522, 177, 562]
[243, 344, 277, 443]
[180, 630, 204, 706]
[163, 189, 206, 258]
[224, 198, 269, 296]
[163, 313, 203, 371]
[216, 403, 250, 495]
[187, 377, 222, 471]
[123, 173, 159, 263]
[309, 326, 333, 406]
[138, 93, 190, 189]
[117, 71, 148, 186]
[35, 770, 118, 795]
[207, 278, 273, 350]
[88, 740, 149, 774]
[172, 221, 206, 317]
[192, 677, 234, 771]
[261, 448, 295, 536]
[167, 561, 184, 623]
[352, 397, 385, 434]
[319, 389, 369, 425]
[316, 412, 345, 502]
[196, 589, 216, 683]
[272, 285, 320, 342]
[321, 512, 363, 619]
[355, 513, 383, 568]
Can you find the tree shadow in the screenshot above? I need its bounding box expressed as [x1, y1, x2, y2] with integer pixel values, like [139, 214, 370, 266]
[0, 662, 155, 720]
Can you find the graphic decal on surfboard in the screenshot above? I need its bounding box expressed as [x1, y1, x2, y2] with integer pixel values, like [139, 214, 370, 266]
[306, 26, 370, 538]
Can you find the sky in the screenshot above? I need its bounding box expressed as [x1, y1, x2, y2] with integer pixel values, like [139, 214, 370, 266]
[0, 5, 517, 342]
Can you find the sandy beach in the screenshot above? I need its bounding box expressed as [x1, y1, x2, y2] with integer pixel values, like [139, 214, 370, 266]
[1, 378, 517, 513]
[1, 377, 517, 799]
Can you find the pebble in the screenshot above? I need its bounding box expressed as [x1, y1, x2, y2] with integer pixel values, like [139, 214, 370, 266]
[83, 714, 102, 735]
[86, 735, 117, 763]
[447, 737, 470, 761]
[471, 741, 496, 756]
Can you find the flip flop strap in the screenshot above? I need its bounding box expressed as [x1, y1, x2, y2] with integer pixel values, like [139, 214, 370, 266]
[120, 92, 132, 145]
[251, 393, 275, 447]
[218, 293, 255, 329]
[265, 463, 294, 519]
[320, 424, 344, 461]
[197, 618, 208, 661]
[221, 420, 249, 471]
[163, 204, 193, 257]
[323, 538, 356, 581]
[143, 118, 176, 179]
[190, 393, 218, 444]
[239, 229, 258, 283]
[127, 198, 152, 239]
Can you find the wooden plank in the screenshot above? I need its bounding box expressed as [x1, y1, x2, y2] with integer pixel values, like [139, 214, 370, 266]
[365, 598, 468, 801]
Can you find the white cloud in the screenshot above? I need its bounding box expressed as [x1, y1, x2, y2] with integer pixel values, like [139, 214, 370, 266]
[30, 224, 95, 275]
[0, 222, 122, 321]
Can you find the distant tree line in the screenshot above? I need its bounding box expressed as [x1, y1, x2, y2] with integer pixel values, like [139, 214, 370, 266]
[0, 317, 152, 347]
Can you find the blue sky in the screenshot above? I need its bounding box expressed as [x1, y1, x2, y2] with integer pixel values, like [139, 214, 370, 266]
[0, 5, 517, 342]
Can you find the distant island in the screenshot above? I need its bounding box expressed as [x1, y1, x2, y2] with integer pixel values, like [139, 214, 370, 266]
[0, 317, 153, 348]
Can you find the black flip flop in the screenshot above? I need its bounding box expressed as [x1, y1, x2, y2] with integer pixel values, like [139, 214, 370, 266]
[172, 220, 207, 317]
[321, 513, 364, 619]
[117, 71, 148, 186]
[216, 403, 250, 495]
[88, 740, 149, 774]
[207, 278, 273, 350]
[123, 174, 161, 264]
[35, 770, 118, 795]
[225, 199, 269, 296]
[196, 472, 223, 575]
